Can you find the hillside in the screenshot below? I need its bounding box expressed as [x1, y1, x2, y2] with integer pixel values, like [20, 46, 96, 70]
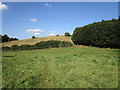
[2, 36, 72, 47]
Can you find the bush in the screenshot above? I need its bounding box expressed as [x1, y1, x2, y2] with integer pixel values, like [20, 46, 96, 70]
[2, 46, 11, 51]
[35, 41, 49, 49]
[72, 19, 120, 48]
[11, 45, 20, 51]
[60, 41, 73, 47]
[35, 40, 61, 49]
[20, 45, 34, 50]
[46, 40, 61, 48]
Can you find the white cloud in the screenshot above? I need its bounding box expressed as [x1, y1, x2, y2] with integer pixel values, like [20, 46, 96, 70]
[26, 29, 44, 36]
[44, 3, 52, 7]
[49, 33, 57, 36]
[48, 31, 57, 36]
[26, 29, 44, 32]
[30, 18, 37, 22]
[0, 2, 8, 10]
[34, 32, 40, 36]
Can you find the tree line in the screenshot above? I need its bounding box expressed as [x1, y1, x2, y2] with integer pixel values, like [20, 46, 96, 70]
[0, 34, 18, 43]
[72, 19, 120, 48]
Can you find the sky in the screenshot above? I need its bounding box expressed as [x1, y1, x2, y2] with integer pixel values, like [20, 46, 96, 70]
[1, 2, 119, 39]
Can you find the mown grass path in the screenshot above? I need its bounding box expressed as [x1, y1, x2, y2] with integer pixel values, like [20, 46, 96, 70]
[2, 46, 118, 88]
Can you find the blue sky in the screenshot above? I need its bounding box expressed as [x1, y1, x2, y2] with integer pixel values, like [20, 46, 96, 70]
[1, 2, 118, 39]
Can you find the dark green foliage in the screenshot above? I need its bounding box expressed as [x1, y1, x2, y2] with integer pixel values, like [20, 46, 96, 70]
[32, 36, 36, 39]
[35, 40, 73, 49]
[72, 19, 120, 48]
[20, 45, 35, 50]
[65, 32, 71, 36]
[2, 34, 10, 43]
[60, 41, 73, 47]
[2, 46, 11, 51]
[35, 41, 50, 49]
[2, 40, 73, 51]
[1, 34, 18, 43]
[56, 34, 59, 36]
[9, 38, 18, 41]
[11, 45, 20, 51]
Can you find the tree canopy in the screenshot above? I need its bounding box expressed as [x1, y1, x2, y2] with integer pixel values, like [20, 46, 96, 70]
[72, 19, 120, 48]
[0, 34, 19, 43]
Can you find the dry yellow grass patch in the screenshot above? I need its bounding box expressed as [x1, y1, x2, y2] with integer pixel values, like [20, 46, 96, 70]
[2, 36, 72, 47]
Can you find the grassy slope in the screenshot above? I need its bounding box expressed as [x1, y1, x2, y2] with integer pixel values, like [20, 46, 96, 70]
[2, 36, 72, 47]
[2, 46, 118, 88]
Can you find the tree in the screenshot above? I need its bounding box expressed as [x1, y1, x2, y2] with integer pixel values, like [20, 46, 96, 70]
[65, 32, 70, 36]
[56, 34, 59, 36]
[10, 38, 18, 41]
[32, 36, 36, 39]
[2, 34, 10, 42]
[72, 19, 119, 48]
[1, 34, 18, 43]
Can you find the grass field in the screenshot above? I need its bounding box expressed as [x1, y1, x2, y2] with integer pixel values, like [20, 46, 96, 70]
[2, 36, 72, 47]
[2, 46, 118, 88]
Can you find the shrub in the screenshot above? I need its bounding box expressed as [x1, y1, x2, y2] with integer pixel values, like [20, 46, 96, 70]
[20, 45, 34, 50]
[60, 41, 73, 47]
[35, 41, 49, 49]
[35, 40, 61, 49]
[11, 45, 20, 51]
[46, 40, 60, 48]
[2, 46, 11, 51]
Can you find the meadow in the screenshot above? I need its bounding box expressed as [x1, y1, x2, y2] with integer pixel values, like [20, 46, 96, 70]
[2, 46, 118, 88]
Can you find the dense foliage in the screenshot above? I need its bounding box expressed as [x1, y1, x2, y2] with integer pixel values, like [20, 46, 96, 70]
[0, 34, 18, 43]
[72, 19, 120, 48]
[2, 40, 73, 51]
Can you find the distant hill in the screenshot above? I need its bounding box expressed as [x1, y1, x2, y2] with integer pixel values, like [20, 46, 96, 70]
[2, 36, 72, 47]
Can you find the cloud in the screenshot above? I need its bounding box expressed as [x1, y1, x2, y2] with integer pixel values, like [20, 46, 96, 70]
[30, 18, 37, 22]
[26, 29, 44, 36]
[26, 29, 44, 32]
[0, 2, 8, 10]
[34, 32, 41, 36]
[44, 3, 52, 7]
[48, 31, 57, 36]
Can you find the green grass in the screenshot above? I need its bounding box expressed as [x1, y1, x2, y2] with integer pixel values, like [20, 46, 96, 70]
[2, 46, 119, 88]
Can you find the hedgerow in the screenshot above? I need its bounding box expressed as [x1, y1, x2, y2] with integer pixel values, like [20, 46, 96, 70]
[2, 40, 73, 51]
